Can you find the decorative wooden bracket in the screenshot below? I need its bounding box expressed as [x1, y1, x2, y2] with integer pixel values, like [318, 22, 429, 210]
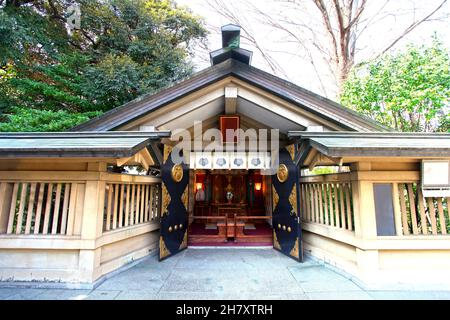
[308, 150, 342, 171]
[116, 149, 155, 171]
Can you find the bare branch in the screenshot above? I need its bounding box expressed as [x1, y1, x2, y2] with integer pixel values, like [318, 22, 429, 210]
[347, 0, 367, 31]
[205, 0, 287, 76]
[198, 0, 450, 98]
[374, 0, 448, 59]
[313, 0, 340, 62]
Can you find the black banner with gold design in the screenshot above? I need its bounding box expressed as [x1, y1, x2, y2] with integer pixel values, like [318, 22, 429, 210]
[272, 145, 303, 261]
[159, 145, 189, 260]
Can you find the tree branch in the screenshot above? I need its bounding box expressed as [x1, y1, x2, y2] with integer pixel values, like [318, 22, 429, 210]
[313, 0, 340, 63]
[375, 0, 448, 59]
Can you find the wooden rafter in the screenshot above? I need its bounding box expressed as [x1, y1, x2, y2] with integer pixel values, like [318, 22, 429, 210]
[116, 149, 155, 171]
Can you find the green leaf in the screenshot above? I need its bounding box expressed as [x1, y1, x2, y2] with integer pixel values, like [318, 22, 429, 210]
[341, 36, 450, 132]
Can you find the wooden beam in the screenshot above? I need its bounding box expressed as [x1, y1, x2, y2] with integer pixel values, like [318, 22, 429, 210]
[225, 86, 238, 114]
[233, 80, 345, 131]
[148, 141, 163, 166]
[303, 148, 316, 168]
[118, 79, 232, 130]
[116, 149, 155, 170]
[321, 153, 343, 166]
[308, 151, 321, 171]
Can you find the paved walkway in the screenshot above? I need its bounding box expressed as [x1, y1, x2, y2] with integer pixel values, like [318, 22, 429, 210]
[1, 248, 450, 300]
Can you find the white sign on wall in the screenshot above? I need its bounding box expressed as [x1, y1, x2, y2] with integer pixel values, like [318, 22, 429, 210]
[422, 160, 450, 197]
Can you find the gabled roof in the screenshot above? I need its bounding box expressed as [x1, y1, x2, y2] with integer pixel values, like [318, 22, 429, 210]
[71, 59, 389, 132]
[0, 131, 170, 158]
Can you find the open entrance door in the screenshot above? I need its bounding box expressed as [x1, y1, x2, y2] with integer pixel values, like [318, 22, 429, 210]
[159, 145, 189, 260]
[272, 145, 303, 262]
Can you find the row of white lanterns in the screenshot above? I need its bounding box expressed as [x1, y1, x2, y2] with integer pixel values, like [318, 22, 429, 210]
[189, 152, 272, 170]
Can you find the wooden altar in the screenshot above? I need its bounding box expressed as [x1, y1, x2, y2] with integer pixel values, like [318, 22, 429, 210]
[189, 169, 272, 245]
[193, 169, 265, 216]
[216, 203, 247, 216]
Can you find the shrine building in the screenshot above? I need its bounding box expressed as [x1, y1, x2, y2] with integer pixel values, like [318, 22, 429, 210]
[0, 25, 449, 288]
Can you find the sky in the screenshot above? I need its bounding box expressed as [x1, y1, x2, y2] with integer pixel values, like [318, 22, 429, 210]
[176, 0, 450, 100]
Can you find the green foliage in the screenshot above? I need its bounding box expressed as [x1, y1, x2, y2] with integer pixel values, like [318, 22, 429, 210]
[77, 0, 203, 110]
[341, 36, 450, 132]
[82, 54, 143, 110]
[0, 107, 101, 132]
[0, 3, 69, 66]
[0, 63, 15, 88]
[0, 54, 94, 113]
[311, 167, 338, 175]
[0, 0, 207, 131]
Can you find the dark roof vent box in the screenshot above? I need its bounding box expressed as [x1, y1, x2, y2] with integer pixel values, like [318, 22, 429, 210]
[210, 24, 253, 66]
[221, 24, 241, 48]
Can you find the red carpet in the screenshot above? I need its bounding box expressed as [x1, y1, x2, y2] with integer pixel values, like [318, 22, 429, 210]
[242, 224, 272, 236]
[188, 222, 273, 246]
[189, 222, 218, 235]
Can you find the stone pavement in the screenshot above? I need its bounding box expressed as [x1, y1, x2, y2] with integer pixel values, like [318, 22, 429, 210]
[1, 248, 450, 300]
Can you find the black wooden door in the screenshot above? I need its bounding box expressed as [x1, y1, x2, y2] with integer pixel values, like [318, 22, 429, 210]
[272, 145, 303, 262]
[159, 145, 189, 260]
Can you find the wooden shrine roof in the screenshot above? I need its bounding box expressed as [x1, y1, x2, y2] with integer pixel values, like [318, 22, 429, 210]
[289, 132, 450, 167]
[70, 59, 389, 133]
[0, 131, 170, 158]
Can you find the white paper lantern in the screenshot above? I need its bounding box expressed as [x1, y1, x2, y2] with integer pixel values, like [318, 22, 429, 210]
[230, 152, 247, 169]
[213, 152, 230, 169]
[195, 152, 212, 169]
[247, 152, 265, 169]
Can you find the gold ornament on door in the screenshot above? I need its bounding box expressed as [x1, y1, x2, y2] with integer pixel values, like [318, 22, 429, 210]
[161, 183, 170, 217]
[171, 164, 183, 182]
[277, 164, 289, 183]
[159, 236, 171, 259]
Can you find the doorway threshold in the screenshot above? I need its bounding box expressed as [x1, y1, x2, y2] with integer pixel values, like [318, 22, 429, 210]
[188, 240, 273, 247]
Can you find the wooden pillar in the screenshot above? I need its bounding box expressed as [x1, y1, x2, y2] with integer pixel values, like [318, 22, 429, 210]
[351, 162, 377, 239]
[352, 180, 377, 239]
[78, 163, 107, 283]
[351, 162, 379, 280]
[0, 182, 13, 233]
[392, 183, 403, 236]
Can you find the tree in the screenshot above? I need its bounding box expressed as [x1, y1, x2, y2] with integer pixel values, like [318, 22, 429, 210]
[79, 0, 204, 109]
[0, 0, 207, 130]
[0, 107, 101, 132]
[0, 53, 94, 113]
[340, 37, 450, 132]
[205, 0, 449, 97]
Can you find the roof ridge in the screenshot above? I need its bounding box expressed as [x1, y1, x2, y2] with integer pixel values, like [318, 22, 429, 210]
[231, 60, 391, 132]
[289, 131, 450, 139]
[71, 58, 390, 132]
[0, 131, 171, 139]
[69, 60, 234, 132]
